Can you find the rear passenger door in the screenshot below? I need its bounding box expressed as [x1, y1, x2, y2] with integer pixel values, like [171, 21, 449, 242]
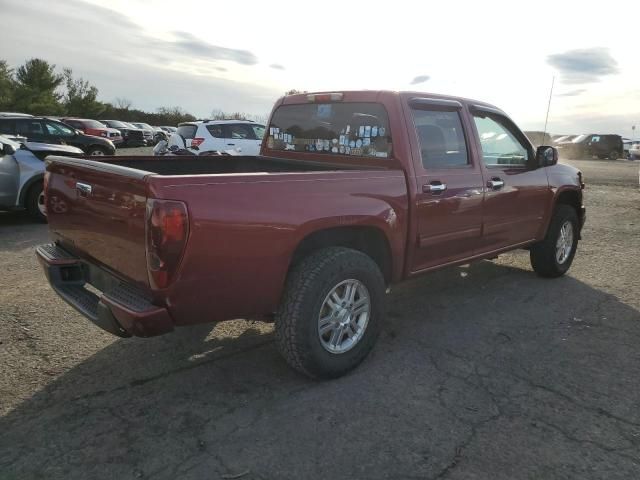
[408, 99, 485, 272]
[16, 119, 48, 142]
[469, 108, 550, 252]
[223, 123, 260, 155]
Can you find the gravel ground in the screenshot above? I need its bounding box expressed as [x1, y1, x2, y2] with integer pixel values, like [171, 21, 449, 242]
[0, 158, 639, 479]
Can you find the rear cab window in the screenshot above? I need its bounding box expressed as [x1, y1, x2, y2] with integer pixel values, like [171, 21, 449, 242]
[266, 102, 392, 158]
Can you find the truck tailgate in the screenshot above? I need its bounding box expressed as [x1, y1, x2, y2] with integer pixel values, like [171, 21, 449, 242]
[45, 157, 151, 287]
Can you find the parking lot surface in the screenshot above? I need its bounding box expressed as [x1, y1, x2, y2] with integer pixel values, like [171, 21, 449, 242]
[1, 159, 639, 479]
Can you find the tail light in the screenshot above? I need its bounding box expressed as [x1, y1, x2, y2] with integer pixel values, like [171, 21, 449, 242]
[145, 199, 189, 289]
[191, 137, 205, 148]
[306, 93, 344, 102]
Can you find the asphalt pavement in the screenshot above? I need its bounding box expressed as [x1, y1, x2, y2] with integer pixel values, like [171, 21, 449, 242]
[1, 158, 639, 479]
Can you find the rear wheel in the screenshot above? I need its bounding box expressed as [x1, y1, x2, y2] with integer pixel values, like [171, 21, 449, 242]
[275, 247, 385, 379]
[608, 150, 619, 160]
[530, 205, 578, 278]
[26, 181, 46, 222]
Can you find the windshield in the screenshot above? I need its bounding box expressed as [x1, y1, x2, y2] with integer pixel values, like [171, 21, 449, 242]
[572, 134, 588, 143]
[83, 120, 106, 128]
[267, 102, 392, 158]
[103, 120, 128, 128]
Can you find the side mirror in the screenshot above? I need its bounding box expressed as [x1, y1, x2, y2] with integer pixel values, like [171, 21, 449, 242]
[1, 142, 16, 155]
[536, 145, 558, 167]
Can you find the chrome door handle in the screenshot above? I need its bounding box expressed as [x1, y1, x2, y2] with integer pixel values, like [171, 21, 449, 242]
[423, 183, 447, 194]
[227, 143, 235, 146]
[76, 182, 92, 196]
[487, 179, 504, 190]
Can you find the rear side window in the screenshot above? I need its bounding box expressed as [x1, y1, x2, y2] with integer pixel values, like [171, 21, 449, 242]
[0, 119, 15, 134]
[411, 109, 468, 169]
[177, 124, 197, 139]
[16, 120, 44, 135]
[267, 102, 392, 158]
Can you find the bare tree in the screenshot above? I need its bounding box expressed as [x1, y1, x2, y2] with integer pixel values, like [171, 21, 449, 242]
[114, 97, 132, 110]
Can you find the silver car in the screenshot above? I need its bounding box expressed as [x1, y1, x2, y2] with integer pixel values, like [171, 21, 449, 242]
[0, 135, 83, 221]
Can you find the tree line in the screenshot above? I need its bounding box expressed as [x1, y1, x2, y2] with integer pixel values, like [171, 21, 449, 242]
[0, 58, 199, 126]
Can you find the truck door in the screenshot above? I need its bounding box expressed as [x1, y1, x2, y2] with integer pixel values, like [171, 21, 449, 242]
[407, 98, 485, 272]
[469, 107, 551, 252]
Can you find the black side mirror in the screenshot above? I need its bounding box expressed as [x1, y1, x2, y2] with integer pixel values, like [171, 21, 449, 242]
[536, 145, 558, 167]
[1, 142, 16, 155]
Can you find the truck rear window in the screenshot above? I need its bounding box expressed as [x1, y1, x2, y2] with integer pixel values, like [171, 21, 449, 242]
[266, 102, 392, 158]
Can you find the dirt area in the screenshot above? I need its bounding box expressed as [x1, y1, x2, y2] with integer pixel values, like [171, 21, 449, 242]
[1, 158, 639, 479]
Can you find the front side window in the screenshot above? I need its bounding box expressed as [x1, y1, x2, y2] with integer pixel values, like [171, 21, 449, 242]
[205, 125, 224, 138]
[411, 109, 468, 169]
[472, 114, 529, 167]
[45, 121, 75, 137]
[267, 102, 392, 158]
[225, 124, 255, 140]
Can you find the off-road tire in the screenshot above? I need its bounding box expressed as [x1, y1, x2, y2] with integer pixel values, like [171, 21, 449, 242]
[275, 247, 385, 379]
[26, 181, 46, 222]
[530, 205, 579, 278]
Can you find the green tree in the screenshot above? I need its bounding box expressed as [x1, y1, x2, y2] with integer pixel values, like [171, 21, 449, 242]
[62, 68, 105, 117]
[0, 60, 16, 110]
[13, 58, 63, 114]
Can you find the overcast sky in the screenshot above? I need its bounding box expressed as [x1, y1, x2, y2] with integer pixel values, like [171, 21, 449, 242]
[1, 0, 638, 136]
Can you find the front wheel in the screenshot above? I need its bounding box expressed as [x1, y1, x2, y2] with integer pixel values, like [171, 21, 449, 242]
[87, 146, 108, 156]
[530, 205, 579, 278]
[275, 247, 386, 379]
[608, 150, 619, 161]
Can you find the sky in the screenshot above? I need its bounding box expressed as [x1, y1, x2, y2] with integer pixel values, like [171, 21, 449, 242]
[1, 0, 638, 136]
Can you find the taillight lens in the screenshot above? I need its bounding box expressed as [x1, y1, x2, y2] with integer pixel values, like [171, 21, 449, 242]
[145, 199, 189, 289]
[191, 137, 205, 148]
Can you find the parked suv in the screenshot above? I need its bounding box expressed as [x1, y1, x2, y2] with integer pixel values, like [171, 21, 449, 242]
[556, 134, 624, 160]
[0, 116, 116, 156]
[129, 122, 156, 145]
[169, 120, 265, 155]
[61, 118, 123, 146]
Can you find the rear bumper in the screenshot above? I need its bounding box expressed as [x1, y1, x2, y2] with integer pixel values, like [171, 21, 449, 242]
[36, 243, 174, 338]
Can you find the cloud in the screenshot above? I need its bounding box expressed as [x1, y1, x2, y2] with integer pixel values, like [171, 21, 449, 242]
[410, 75, 431, 85]
[269, 64, 285, 70]
[547, 48, 618, 84]
[170, 32, 258, 65]
[555, 89, 587, 97]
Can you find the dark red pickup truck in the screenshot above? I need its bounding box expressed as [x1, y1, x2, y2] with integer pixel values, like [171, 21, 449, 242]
[37, 91, 585, 378]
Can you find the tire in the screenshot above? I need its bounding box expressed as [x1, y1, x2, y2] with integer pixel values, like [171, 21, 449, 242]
[608, 150, 619, 161]
[275, 247, 386, 379]
[26, 181, 47, 222]
[87, 146, 108, 156]
[530, 205, 579, 278]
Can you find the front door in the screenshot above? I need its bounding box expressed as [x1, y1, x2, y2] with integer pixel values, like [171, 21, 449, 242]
[43, 120, 78, 147]
[469, 109, 551, 253]
[408, 102, 485, 272]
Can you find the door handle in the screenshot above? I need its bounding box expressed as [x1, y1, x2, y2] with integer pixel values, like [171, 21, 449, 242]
[422, 182, 447, 194]
[487, 178, 504, 190]
[227, 143, 235, 146]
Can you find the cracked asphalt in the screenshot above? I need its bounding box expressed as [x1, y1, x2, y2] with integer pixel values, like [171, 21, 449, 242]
[1, 158, 639, 480]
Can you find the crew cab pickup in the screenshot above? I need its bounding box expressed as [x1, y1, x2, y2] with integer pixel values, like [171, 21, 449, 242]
[37, 91, 586, 379]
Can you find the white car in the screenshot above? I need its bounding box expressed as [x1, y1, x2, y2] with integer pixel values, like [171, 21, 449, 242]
[629, 141, 640, 160]
[169, 120, 265, 155]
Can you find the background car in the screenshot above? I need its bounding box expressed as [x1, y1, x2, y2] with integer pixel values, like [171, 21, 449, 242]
[169, 120, 265, 155]
[151, 126, 169, 143]
[129, 122, 156, 145]
[61, 118, 123, 146]
[0, 134, 83, 221]
[99, 120, 146, 147]
[0, 116, 116, 156]
[629, 141, 640, 160]
[556, 134, 624, 160]
[159, 126, 177, 135]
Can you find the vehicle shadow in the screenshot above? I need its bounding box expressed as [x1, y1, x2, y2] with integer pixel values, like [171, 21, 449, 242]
[1, 260, 640, 479]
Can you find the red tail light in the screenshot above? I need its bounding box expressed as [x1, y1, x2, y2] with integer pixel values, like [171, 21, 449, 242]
[191, 137, 205, 148]
[145, 199, 189, 289]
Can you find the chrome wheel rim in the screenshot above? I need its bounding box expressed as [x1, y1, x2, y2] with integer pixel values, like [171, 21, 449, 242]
[89, 150, 105, 156]
[318, 279, 370, 354]
[37, 190, 47, 216]
[556, 221, 574, 264]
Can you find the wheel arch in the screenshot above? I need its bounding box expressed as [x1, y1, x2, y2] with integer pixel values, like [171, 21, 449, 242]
[18, 173, 44, 208]
[288, 225, 394, 284]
